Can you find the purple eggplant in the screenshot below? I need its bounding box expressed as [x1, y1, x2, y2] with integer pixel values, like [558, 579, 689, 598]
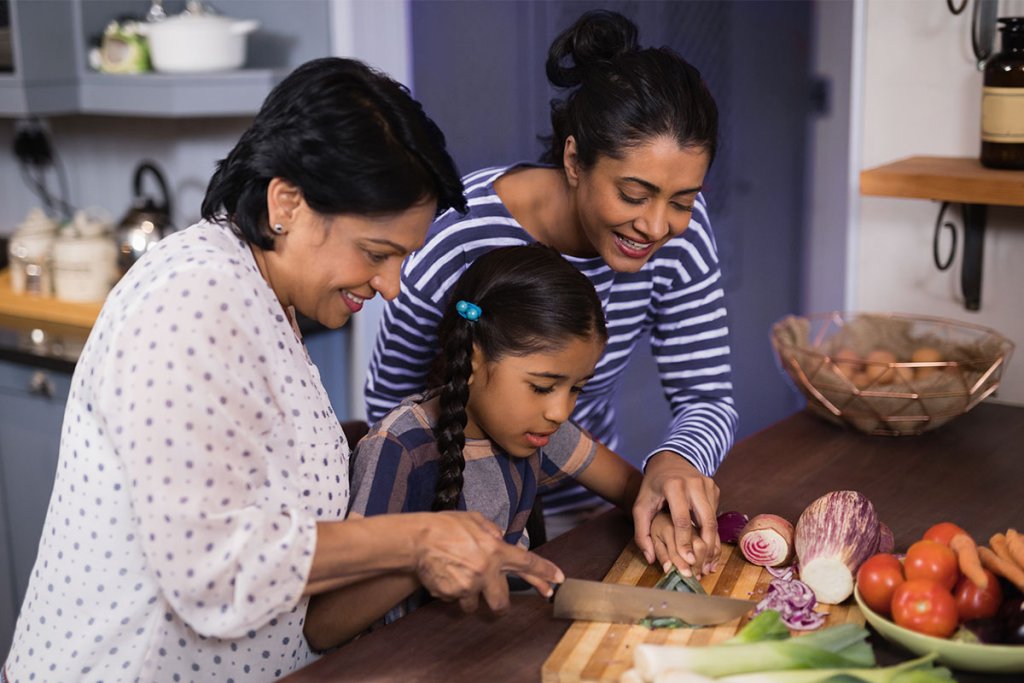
[958, 617, 1005, 644]
[1000, 596, 1024, 645]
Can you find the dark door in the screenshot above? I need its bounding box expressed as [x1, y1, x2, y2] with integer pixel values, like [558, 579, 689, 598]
[410, 0, 810, 461]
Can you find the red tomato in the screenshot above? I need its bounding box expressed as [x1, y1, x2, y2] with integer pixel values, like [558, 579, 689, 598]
[904, 539, 959, 590]
[923, 521, 968, 547]
[954, 569, 1003, 622]
[856, 553, 905, 616]
[891, 579, 959, 638]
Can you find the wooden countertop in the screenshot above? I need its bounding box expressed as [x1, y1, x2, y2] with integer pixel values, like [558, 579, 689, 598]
[0, 269, 102, 332]
[282, 403, 1024, 683]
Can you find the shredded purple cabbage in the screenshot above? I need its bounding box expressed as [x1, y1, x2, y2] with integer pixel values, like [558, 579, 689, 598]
[753, 577, 826, 631]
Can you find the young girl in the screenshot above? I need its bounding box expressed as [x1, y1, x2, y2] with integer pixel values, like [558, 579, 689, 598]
[304, 245, 679, 650]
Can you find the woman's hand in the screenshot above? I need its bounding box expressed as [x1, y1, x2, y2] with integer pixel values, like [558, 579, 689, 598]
[415, 511, 565, 613]
[633, 451, 720, 578]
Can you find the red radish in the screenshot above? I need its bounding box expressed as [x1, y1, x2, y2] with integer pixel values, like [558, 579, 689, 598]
[738, 514, 794, 567]
[794, 490, 881, 605]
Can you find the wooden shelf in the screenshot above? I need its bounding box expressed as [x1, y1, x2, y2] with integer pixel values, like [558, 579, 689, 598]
[0, 270, 101, 332]
[860, 156, 1024, 207]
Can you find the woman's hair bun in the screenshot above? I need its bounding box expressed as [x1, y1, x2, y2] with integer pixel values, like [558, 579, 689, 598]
[546, 10, 639, 88]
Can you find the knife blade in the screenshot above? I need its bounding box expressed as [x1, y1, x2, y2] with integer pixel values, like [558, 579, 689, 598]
[552, 578, 756, 626]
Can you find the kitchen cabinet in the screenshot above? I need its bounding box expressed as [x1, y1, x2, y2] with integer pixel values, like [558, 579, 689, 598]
[860, 156, 1024, 311]
[0, 358, 71, 658]
[0, 0, 78, 116]
[1, 0, 333, 118]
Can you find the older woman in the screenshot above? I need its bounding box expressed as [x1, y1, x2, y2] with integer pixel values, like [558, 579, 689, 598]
[3, 58, 561, 682]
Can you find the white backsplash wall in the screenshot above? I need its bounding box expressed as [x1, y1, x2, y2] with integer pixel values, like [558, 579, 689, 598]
[0, 116, 250, 235]
[859, 0, 1024, 406]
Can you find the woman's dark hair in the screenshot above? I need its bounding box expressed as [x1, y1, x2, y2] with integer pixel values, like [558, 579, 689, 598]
[428, 244, 608, 511]
[540, 10, 718, 169]
[202, 57, 466, 249]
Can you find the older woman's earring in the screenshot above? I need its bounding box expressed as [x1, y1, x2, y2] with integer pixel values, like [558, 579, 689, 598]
[272, 223, 285, 234]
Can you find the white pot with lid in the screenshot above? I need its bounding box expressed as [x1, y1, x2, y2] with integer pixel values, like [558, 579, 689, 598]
[137, 4, 259, 74]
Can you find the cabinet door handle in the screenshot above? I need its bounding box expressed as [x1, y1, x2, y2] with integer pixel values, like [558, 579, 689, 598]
[28, 371, 55, 399]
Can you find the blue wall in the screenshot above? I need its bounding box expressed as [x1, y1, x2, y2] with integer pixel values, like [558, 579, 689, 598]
[410, 0, 811, 463]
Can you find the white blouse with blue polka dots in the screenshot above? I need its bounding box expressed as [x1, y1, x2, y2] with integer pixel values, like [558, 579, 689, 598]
[5, 221, 349, 682]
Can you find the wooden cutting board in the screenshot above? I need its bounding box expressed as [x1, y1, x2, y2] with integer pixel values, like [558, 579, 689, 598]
[542, 542, 865, 683]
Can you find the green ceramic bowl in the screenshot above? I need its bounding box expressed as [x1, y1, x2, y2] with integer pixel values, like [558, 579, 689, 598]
[854, 586, 1024, 673]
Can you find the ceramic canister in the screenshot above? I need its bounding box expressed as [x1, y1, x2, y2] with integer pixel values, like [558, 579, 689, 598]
[52, 210, 118, 302]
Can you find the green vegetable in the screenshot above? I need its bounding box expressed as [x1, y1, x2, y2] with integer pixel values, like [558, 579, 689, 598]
[711, 654, 953, 683]
[724, 610, 791, 644]
[634, 622, 876, 679]
[639, 567, 708, 629]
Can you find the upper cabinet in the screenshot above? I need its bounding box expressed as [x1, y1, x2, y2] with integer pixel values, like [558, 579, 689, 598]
[0, 0, 79, 115]
[0, 0, 333, 118]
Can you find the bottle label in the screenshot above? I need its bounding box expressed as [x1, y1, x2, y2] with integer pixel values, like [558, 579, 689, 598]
[981, 87, 1024, 143]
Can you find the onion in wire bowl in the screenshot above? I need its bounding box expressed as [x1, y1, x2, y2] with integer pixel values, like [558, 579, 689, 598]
[853, 586, 1024, 673]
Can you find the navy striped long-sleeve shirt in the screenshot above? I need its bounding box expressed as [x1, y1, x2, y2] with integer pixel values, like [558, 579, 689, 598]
[365, 164, 738, 516]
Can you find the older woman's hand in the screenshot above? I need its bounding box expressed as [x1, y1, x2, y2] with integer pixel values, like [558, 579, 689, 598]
[632, 451, 720, 579]
[415, 511, 565, 613]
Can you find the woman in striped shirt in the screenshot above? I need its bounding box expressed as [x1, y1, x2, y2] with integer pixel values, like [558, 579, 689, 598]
[365, 10, 737, 576]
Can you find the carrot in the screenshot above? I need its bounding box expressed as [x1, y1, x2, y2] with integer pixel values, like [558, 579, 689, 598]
[990, 532, 1014, 566]
[949, 533, 987, 589]
[1005, 529, 1024, 570]
[978, 546, 1024, 591]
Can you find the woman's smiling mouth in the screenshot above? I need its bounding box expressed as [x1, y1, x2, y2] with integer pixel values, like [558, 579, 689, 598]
[613, 232, 655, 258]
[341, 290, 366, 312]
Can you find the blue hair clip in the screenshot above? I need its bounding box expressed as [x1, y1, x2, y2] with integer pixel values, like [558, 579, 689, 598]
[456, 300, 482, 322]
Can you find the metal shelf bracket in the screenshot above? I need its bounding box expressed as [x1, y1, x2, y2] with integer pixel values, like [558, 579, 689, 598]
[934, 202, 987, 311]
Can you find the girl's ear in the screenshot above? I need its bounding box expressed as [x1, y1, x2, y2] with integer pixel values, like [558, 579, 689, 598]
[468, 343, 485, 387]
[266, 177, 303, 226]
[563, 136, 581, 189]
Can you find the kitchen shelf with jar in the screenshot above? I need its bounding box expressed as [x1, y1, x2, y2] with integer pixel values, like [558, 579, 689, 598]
[0, 0, 332, 118]
[859, 155, 1024, 311]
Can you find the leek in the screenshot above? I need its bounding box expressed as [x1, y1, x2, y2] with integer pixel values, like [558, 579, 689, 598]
[639, 568, 708, 629]
[722, 610, 790, 644]
[634, 623, 875, 679]
[706, 654, 953, 683]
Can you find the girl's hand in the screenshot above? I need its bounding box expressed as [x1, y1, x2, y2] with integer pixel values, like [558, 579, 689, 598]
[633, 452, 720, 578]
[649, 511, 695, 577]
[414, 511, 565, 613]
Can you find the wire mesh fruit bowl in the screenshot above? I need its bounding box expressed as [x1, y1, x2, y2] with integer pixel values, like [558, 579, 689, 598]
[770, 312, 1015, 435]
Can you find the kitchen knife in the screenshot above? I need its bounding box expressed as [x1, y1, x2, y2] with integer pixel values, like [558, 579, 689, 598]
[552, 578, 756, 626]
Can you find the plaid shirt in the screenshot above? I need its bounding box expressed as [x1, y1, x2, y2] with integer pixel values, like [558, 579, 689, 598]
[349, 392, 596, 547]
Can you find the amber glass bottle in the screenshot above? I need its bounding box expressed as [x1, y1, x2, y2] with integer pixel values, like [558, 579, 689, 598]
[981, 17, 1024, 169]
